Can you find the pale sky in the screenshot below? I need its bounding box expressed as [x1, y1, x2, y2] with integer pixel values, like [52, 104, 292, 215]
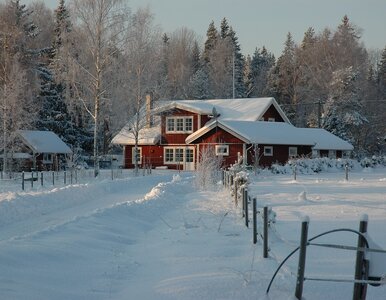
[19, 0, 386, 57]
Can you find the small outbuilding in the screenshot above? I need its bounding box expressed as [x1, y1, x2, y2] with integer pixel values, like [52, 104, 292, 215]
[15, 130, 72, 171]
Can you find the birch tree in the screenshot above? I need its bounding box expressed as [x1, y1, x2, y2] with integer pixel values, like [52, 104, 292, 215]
[70, 0, 128, 176]
[0, 1, 40, 174]
[123, 6, 162, 175]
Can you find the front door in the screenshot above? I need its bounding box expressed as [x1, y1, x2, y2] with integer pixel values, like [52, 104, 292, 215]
[184, 147, 195, 171]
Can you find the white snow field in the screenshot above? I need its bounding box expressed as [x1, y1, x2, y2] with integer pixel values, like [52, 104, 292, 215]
[0, 168, 385, 299]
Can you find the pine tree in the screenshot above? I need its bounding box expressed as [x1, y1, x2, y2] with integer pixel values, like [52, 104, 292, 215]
[220, 17, 230, 39]
[203, 21, 218, 63]
[322, 67, 368, 152]
[250, 46, 275, 97]
[267, 32, 299, 122]
[227, 26, 245, 98]
[378, 46, 386, 98]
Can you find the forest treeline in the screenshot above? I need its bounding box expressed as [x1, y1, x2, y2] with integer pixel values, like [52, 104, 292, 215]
[0, 0, 385, 168]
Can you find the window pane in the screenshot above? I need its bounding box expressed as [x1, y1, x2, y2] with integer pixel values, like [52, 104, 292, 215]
[185, 118, 193, 132]
[176, 118, 184, 131]
[165, 149, 174, 162]
[175, 148, 184, 162]
[186, 149, 194, 162]
[167, 118, 174, 131]
[215, 145, 229, 156]
[289, 147, 297, 157]
[264, 146, 273, 156]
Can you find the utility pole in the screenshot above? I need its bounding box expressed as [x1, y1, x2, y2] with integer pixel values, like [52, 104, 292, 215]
[317, 99, 322, 128]
[232, 52, 235, 99]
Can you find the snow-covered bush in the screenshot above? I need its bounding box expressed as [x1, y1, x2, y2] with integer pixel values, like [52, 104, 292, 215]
[270, 156, 385, 175]
[195, 146, 223, 190]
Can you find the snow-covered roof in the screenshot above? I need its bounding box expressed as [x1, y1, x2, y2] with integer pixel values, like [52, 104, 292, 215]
[17, 130, 72, 154]
[111, 124, 161, 145]
[186, 120, 354, 151]
[154, 97, 291, 123]
[0, 153, 32, 159]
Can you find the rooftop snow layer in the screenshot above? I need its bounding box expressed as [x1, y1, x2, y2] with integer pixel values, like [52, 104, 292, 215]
[17, 130, 72, 154]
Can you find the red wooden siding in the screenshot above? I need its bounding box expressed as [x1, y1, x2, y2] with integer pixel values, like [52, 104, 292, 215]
[261, 104, 285, 122]
[194, 127, 245, 167]
[161, 109, 204, 144]
[246, 144, 312, 167]
[124, 145, 164, 168]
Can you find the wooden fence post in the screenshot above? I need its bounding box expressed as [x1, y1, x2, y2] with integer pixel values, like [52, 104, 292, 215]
[353, 215, 368, 300]
[345, 163, 349, 181]
[31, 172, 34, 188]
[52, 171, 55, 186]
[64, 171, 66, 185]
[295, 216, 309, 300]
[234, 181, 238, 207]
[244, 190, 249, 227]
[41, 172, 43, 186]
[253, 198, 257, 244]
[22, 171, 25, 191]
[263, 206, 269, 258]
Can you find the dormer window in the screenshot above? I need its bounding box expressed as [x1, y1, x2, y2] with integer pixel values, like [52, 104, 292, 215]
[166, 116, 193, 133]
[268, 118, 275, 122]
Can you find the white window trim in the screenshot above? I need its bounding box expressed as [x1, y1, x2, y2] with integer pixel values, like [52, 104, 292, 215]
[43, 153, 53, 163]
[165, 116, 194, 133]
[268, 117, 275, 122]
[164, 147, 185, 164]
[289, 147, 298, 157]
[264, 146, 273, 156]
[328, 150, 336, 158]
[132, 147, 142, 164]
[215, 145, 229, 156]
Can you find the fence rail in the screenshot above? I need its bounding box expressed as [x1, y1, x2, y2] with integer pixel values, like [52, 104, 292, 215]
[222, 169, 386, 300]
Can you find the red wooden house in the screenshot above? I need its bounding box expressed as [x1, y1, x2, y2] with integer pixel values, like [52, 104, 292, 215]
[112, 97, 353, 170]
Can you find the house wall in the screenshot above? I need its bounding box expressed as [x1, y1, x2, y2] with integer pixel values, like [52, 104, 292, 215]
[123, 145, 164, 168]
[247, 144, 313, 167]
[194, 127, 245, 167]
[261, 104, 285, 122]
[161, 109, 202, 145]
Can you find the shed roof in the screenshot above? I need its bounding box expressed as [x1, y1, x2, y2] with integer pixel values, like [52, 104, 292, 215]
[17, 130, 72, 154]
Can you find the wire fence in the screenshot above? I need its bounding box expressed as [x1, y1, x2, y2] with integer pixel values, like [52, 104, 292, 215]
[0, 167, 153, 193]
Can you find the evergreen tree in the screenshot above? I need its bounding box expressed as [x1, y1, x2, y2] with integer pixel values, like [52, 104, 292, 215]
[250, 46, 275, 97]
[37, 0, 92, 155]
[244, 55, 253, 97]
[227, 26, 245, 98]
[203, 21, 218, 63]
[187, 67, 211, 100]
[220, 17, 230, 39]
[322, 67, 368, 152]
[267, 32, 299, 122]
[191, 40, 201, 74]
[378, 46, 386, 98]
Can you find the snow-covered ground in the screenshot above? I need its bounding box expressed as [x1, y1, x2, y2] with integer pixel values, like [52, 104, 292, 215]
[0, 168, 385, 299]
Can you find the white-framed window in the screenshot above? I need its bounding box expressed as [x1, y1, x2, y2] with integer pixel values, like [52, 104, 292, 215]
[328, 150, 336, 158]
[164, 147, 184, 164]
[167, 118, 175, 132]
[289, 147, 298, 157]
[43, 153, 53, 163]
[186, 148, 194, 162]
[268, 117, 275, 122]
[132, 147, 142, 164]
[215, 145, 229, 156]
[312, 149, 319, 158]
[264, 146, 273, 156]
[165, 116, 194, 133]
